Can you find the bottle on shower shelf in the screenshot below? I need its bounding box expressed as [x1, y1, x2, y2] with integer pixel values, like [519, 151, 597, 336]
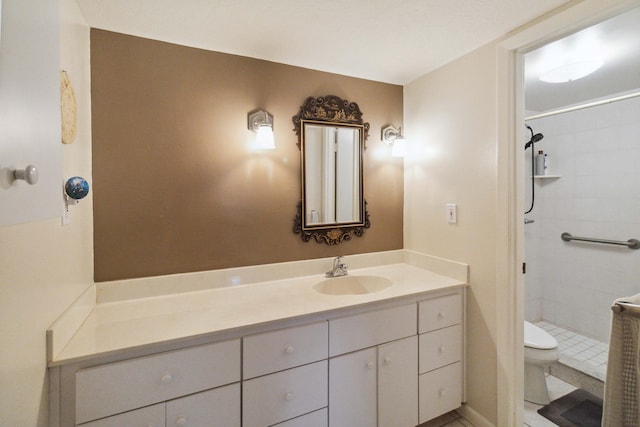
[536, 150, 548, 176]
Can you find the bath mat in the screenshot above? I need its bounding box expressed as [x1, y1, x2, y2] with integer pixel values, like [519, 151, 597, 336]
[537, 388, 603, 427]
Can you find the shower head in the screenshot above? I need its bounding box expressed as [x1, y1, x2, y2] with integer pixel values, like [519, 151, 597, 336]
[524, 125, 544, 150]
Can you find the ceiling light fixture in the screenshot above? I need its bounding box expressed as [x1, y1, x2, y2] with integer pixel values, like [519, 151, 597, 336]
[539, 59, 604, 83]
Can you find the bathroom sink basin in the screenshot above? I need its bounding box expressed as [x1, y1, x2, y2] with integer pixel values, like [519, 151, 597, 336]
[313, 275, 393, 295]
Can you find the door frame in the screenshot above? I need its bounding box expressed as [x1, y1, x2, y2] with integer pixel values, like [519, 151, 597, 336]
[496, 1, 640, 425]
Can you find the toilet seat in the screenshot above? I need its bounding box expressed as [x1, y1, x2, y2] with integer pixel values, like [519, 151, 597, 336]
[524, 321, 557, 349]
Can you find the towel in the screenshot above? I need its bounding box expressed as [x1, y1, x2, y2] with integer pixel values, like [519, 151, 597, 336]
[602, 294, 640, 427]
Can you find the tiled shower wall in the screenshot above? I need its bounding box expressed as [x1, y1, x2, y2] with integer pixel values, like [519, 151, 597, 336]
[524, 93, 640, 342]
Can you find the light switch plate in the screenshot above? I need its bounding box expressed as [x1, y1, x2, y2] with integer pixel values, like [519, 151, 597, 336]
[446, 203, 457, 224]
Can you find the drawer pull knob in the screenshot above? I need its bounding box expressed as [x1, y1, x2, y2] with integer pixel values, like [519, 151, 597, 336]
[439, 346, 446, 353]
[284, 392, 294, 401]
[439, 389, 446, 398]
[438, 311, 445, 319]
[383, 356, 392, 365]
[161, 373, 173, 384]
[284, 345, 295, 354]
[366, 361, 375, 370]
[175, 416, 186, 426]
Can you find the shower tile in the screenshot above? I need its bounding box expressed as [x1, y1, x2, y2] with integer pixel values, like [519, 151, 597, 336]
[535, 321, 608, 384]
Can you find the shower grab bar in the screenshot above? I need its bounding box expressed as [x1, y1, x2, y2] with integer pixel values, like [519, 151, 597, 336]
[561, 232, 640, 250]
[612, 301, 640, 318]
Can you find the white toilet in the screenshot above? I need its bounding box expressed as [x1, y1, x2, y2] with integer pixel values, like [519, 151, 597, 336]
[524, 321, 559, 404]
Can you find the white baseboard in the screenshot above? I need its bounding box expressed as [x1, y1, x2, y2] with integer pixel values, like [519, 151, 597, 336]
[457, 404, 495, 427]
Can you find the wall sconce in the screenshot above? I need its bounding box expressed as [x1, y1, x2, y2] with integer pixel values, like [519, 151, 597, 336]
[248, 109, 275, 149]
[382, 125, 406, 158]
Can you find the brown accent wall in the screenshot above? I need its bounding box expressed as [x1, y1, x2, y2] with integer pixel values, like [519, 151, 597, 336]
[91, 29, 403, 282]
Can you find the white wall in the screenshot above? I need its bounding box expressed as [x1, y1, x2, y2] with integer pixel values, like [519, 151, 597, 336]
[524, 94, 640, 342]
[0, 1, 93, 426]
[404, 42, 500, 425]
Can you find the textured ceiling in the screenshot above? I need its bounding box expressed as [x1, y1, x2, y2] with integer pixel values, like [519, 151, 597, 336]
[76, 0, 569, 85]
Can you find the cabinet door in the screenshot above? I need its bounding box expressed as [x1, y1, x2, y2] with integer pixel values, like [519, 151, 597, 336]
[166, 383, 240, 427]
[329, 348, 377, 427]
[0, 0, 62, 225]
[378, 336, 418, 427]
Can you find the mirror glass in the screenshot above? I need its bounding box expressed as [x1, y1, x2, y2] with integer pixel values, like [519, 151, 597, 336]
[302, 121, 363, 226]
[292, 95, 370, 245]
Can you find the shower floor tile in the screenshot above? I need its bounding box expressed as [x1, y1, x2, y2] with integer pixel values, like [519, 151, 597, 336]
[535, 321, 608, 381]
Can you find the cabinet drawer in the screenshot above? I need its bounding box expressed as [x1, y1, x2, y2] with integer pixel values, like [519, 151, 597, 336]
[166, 383, 240, 427]
[418, 362, 462, 424]
[75, 339, 241, 424]
[242, 361, 328, 427]
[419, 324, 462, 373]
[243, 321, 327, 379]
[272, 408, 327, 427]
[419, 293, 462, 333]
[329, 304, 416, 356]
[77, 403, 164, 427]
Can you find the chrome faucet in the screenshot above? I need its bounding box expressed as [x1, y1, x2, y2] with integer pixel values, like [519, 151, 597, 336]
[326, 256, 348, 278]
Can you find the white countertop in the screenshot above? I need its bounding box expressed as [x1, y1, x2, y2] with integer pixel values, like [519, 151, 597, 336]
[50, 263, 465, 366]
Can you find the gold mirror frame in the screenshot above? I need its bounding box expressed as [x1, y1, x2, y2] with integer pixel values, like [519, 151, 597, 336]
[292, 95, 371, 245]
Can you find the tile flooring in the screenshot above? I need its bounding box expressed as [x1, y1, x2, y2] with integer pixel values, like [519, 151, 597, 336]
[419, 411, 475, 427]
[535, 321, 608, 381]
[524, 374, 578, 427]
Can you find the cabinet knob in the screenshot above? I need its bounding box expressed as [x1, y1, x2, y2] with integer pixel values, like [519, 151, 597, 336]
[284, 345, 295, 354]
[438, 388, 446, 398]
[437, 311, 445, 319]
[383, 356, 392, 365]
[12, 165, 39, 185]
[284, 392, 294, 401]
[366, 361, 375, 370]
[160, 373, 173, 384]
[175, 416, 186, 426]
[438, 346, 446, 353]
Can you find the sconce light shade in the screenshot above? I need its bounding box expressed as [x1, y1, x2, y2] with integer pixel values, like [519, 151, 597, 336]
[391, 137, 407, 158]
[248, 110, 275, 149]
[256, 124, 275, 149]
[382, 125, 406, 158]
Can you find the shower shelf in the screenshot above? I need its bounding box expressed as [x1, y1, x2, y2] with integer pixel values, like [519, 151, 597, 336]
[533, 175, 561, 179]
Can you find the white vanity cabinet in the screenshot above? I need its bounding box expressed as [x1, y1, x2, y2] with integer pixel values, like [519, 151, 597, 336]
[328, 304, 419, 427]
[52, 286, 465, 427]
[418, 293, 464, 424]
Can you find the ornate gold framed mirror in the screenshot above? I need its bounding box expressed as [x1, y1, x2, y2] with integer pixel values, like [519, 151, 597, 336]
[292, 95, 370, 245]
